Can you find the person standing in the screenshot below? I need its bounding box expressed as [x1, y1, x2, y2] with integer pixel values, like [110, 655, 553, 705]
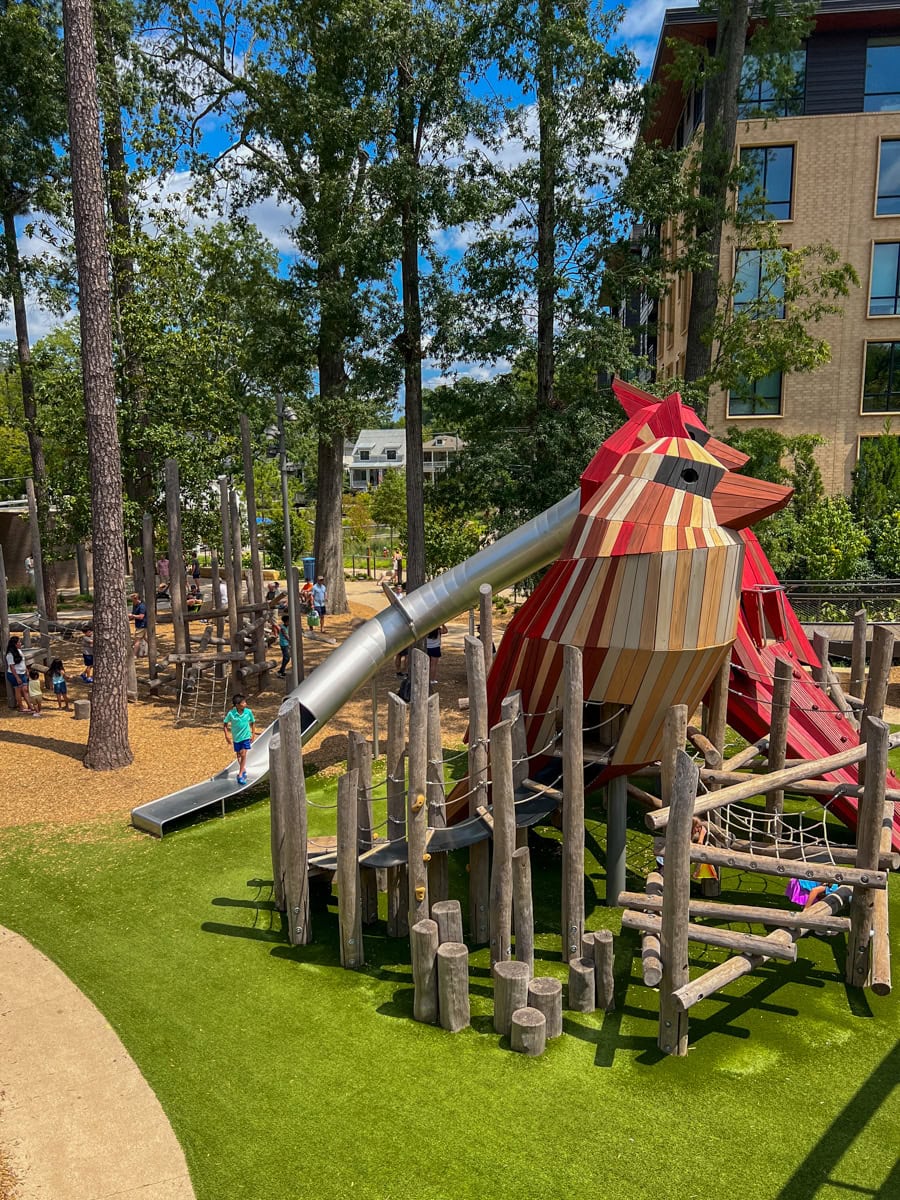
[80, 624, 94, 683]
[27, 668, 43, 715]
[425, 624, 448, 683]
[277, 618, 291, 678]
[5, 636, 31, 712]
[392, 549, 403, 587]
[312, 575, 327, 632]
[129, 592, 147, 652]
[191, 554, 201, 582]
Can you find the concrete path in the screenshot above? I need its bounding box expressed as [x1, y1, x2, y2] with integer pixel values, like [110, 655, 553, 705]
[0, 927, 194, 1200]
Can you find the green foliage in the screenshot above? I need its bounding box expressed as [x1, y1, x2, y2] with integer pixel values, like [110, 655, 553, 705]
[423, 508, 485, 576]
[851, 427, 900, 530]
[869, 511, 900, 577]
[796, 496, 869, 580]
[5, 584, 36, 611]
[725, 427, 824, 520]
[342, 491, 373, 554]
[261, 507, 310, 570]
[369, 469, 408, 536]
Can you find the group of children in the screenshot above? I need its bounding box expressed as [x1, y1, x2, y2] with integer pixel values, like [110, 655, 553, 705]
[4, 634, 74, 715]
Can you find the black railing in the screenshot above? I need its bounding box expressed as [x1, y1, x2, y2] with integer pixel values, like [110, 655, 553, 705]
[781, 580, 900, 623]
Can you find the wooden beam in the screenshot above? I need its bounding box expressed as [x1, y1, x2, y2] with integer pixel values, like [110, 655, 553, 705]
[617, 891, 851, 934]
[641, 871, 664, 987]
[847, 717, 889, 988]
[687, 845, 886, 889]
[687, 724, 723, 770]
[872, 800, 893, 997]
[658, 750, 697, 1056]
[623, 910, 798, 961]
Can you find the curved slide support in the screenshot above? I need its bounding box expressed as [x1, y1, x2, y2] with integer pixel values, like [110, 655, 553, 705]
[131, 491, 581, 835]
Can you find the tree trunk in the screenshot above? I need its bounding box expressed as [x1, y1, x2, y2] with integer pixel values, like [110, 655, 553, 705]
[684, 0, 750, 383]
[63, 0, 132, 769]
[2, 207, 57, 618]
[313, 424, 349, 616]
[535, 0, 557, 411]
[398, 52, 426, 595]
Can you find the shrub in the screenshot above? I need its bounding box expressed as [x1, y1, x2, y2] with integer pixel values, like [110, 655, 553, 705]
[797, 496, 869, 579]
[6, 584, 36, 610]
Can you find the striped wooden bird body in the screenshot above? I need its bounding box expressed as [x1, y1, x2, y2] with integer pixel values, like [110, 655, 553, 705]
[487, 392, 791, 772]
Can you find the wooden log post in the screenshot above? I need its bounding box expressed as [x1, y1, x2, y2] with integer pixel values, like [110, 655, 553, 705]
[607, 774, 628, 908]
[73, 698, 90, 720]
[687, 845, 886, 889]
[164, 460, 189, 670]
[279, 697, 311, 944]
[863, 626, 895, 726]
[493, 960, 530, 1035]
[217, 475, 240, 691]
[489, 718, 516, 967]
[0, 545, 14, 708]
[410, 919, 439, 1024]
[268, 733, 286, 912]
[427, 691, 449, 904]
[240, 413, 268, 687]
[432, 899, 464, 944]
[229, 487, 244, 608]
[386, 692, 409, 938]
[478, 582, 493, 676]
[437, 942, 470, 1032]
[371, 677, 380, 759]
[639, 870, 664, 987]
[872, 799, 893, 997]
[337, 768, 363, 967]
[528, 977, 562, 1038]
[348, 731, 378, 926]
[567, 957, 595, 1013]
[407, 648, 430, 927]
[502, 691, 529, 850]
[75, 543, 89, 595]
[465, 634, 490, 944]
[704, 654, 730, 763]
[766, 658, 793, 821]
[624, 911, 798, 960]
[658, 750, 699, 1057]
[847, 717, 889, 988]
[618, 891, 851, 934]
[593, 929, 615, 1013]
[24, 477, 48, 648]
[850, 608, 868, 699]
[209, 551, 225, 678]
[811, 630, 829, 690]
[512, 846, 535, 978]
[510, 1007, 546, 1056]
[141, 513, 158, 681]
[661, 704, 688, 802]
[562, 645, 585, 950]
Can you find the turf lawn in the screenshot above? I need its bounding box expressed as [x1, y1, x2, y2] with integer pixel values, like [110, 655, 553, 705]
[0, 762, 898, 1200]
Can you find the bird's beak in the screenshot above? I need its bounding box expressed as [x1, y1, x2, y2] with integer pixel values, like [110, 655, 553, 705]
[711, 473, 793, 529]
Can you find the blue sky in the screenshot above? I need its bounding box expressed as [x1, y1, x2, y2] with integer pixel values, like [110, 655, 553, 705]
[3, 0, 696, 393]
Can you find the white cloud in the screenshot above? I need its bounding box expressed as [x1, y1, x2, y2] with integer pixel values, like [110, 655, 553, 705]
[424, 359, 510, 389]
[620, 0, 697, 43]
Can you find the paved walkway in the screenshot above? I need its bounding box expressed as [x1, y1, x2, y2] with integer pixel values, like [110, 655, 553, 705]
[0, 927, 194, 1200]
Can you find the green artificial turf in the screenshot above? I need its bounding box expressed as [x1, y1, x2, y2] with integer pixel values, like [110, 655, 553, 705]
[0, 765, 898, 1200]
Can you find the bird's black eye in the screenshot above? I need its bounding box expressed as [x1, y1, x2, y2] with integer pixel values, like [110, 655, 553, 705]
[681, 467, 699, 484]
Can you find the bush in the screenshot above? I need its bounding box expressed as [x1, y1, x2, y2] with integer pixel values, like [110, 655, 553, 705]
[870, 510, 900, 577]
[6, 584, 36, 611]
[796, 496, 869, 579]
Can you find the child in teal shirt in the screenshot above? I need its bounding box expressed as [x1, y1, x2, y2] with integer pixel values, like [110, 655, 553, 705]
[223, 694, 256, 785]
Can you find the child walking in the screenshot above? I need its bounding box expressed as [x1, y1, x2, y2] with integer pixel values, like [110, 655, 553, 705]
[223, 693, 256, 785]
[27, 667, 43, 715]
[277, 618, 291, 678]
[49, 658, 70, 710]
[81, 624, 94, 683]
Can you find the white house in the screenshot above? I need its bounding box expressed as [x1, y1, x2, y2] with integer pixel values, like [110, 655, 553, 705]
[346, 430, 462, 491]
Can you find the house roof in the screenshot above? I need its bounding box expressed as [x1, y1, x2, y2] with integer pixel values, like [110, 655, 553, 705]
[351, 430, 406, 461]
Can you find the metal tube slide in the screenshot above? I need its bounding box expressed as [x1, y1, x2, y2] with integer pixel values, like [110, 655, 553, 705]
[131, 490, 580, 835]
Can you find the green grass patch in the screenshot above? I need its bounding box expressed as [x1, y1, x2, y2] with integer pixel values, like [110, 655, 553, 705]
[0, 765, 897, 1200]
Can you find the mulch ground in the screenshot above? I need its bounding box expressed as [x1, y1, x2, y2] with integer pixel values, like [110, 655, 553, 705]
[1, 596, 488, 831]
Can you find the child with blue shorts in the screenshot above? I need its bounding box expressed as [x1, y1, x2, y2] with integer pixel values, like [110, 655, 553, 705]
[49, 659, 70, 711]
[223, 694, 256, 785]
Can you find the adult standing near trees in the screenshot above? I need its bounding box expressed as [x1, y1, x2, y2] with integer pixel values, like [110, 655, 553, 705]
[312, 575, 327, 633]
[62, 0, 132, 768]
[392, 549, 402, 588]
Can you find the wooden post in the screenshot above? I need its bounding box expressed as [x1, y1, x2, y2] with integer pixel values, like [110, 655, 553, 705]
[811, 630, 829, 689]
[502, 691, 529, 849]
[427, 691, 448, 903]
[562, 645, 585, 954]
[268, 734, 285, 912]
[847, 717, 889, 988]
[229, 487, 244, 607]
[510, 1008, 546, 1056]
[240, 413, 268, 686]
[640, 871, 664, 988]
[489, 719, 515, 967]
[0, 545, 15, 708]
[607, 773, 628, 908]
[386, 692, 408, 938]
[850, 608, 867, 699]
[872, 799, 893, 997]
[567, 957, 595, 1012]
[337, 768, 363, 967]
[349, 731, 378, 926]
[527, 978, 562, 1038]
[766, 658, 793, 820]
[658, 750, 699, 1056]
[479, 582, 493, 675]
[407, 648, 430, 927]
[75, 543, 89, 595]
[465, 634, 490, 944]
[279, 697, 311, 945]
[437, 943, 470, 1032]
[432, 899, 464, 944]
[371, 677, 380, 759]
[512, 846, 534, 977]
[705, 654, 729, 762]
[141, 513, 158, 681]
[24, 477, 48, 648]
[410, 919, 439, 1024]
[593, 929, 615, 1013]
[661, 704, 688, 801]
[863, 625, 894, 723]
[164, 460, 189, 665]
[210, 551, 225, 678]
[493, 960, 530, 1035]
[218, 475, 240, 690]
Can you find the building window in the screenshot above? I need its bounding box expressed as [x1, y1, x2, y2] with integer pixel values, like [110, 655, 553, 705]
[863, 342, 900, 411]
[385, 448, 397, 461]
[865, 39, 900, 112]
[358, 449, 369, 461]
[734, 248, 786, 316]
[728, 373, 783, 417]
[737, 50, 805, 118]
[739, 147, 793, 220]
[877, 141, 900, 216]
[870, 244, 900, 315]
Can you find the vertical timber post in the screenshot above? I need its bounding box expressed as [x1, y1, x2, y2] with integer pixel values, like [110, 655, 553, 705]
[850, 608, 867, 699]
[465, 634, 490, 944]
[349, 730, 378, 926]
[478, 583, 493, 676]
[512, 845, 534, 977]
[407, 647, 430, 927]
[489, 718, 515, 967]
[606, 774, 628, 908]
[25, 477, 49, 649]
[847, 716, 888, 988]
[427, 691, 448, 904]
[811, 631, 829, 690]
[240, 413, 268, 688]
[141, 513, 157, 681]
[278, 697, 311, 944]
[766, 658, 793, 822]
[0, 545, 15, 708]
[562, 644, 585, 952]
[658, 750, 699, 1056]
[337, 767, 363, 967]
[165, 459, 188, 684]
[218, 475, 240, 691]
[268, 733, 285, 912]
[502, 691, 528, 849]
[386, 691, 409, 937]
